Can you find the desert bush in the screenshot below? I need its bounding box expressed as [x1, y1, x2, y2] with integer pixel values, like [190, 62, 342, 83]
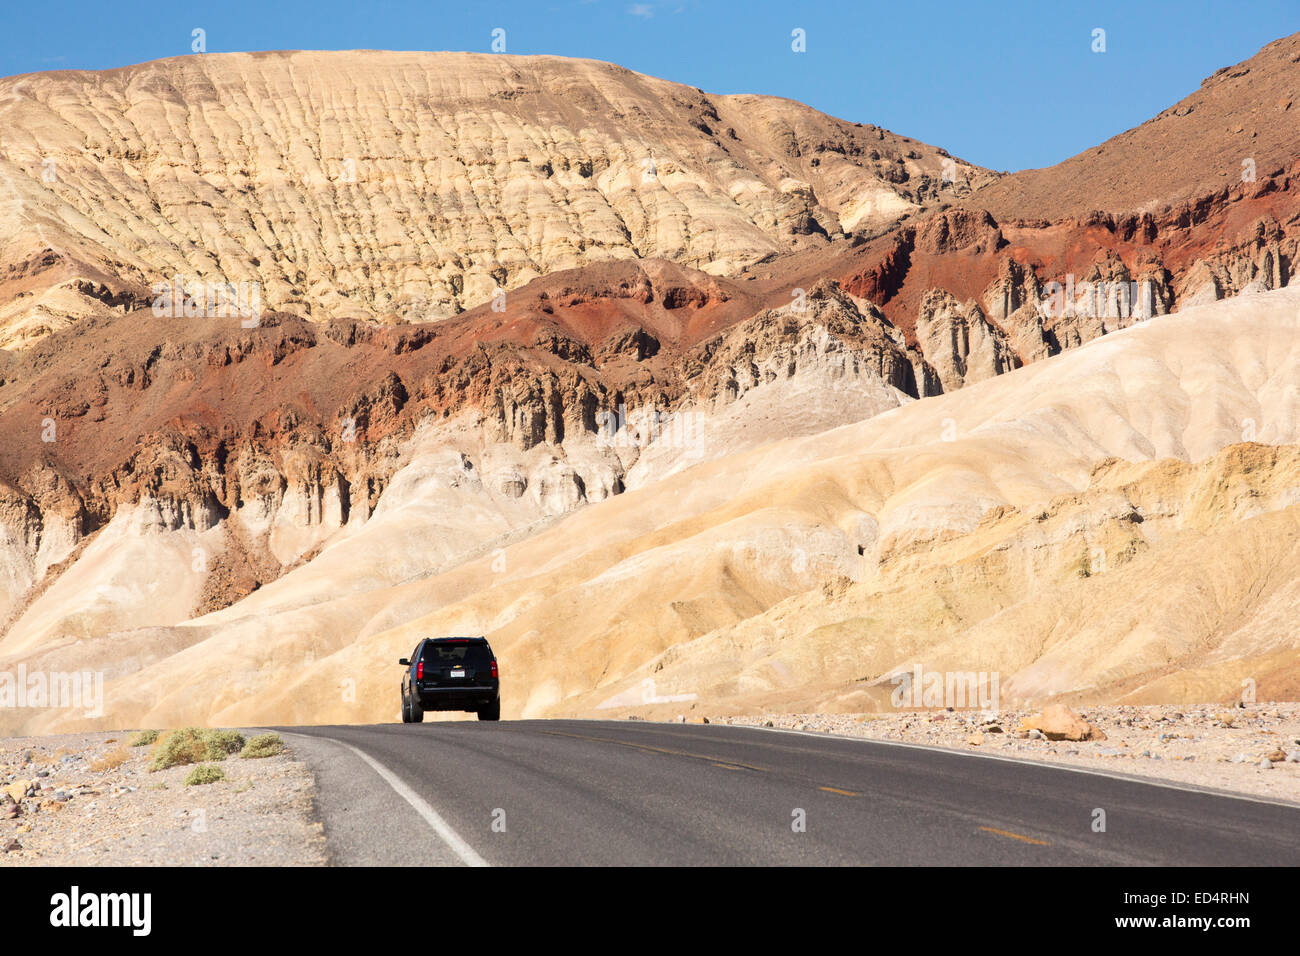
[201, 729, 246, 758]
[128, 729, 159, 747]
[150, 728, 209, 771]
[90, 746, 130, 772]
[183, 764, 225, 786]
[240, 732, 284, 759]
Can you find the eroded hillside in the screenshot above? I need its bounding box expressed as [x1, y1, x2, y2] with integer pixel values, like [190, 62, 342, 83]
[0, 50, 985, 349]
[1, 39, 1299, 732]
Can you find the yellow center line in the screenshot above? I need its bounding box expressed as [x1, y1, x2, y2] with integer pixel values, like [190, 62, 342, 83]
[818, 786, 861, 796]
[541, 730, 770, 772]
[978, 826, 1051, 846]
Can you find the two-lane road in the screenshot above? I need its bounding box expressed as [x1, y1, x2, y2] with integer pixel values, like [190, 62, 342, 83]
[283, 720, 1300, 866]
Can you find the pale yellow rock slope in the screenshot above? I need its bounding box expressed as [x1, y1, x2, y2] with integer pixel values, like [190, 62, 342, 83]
[0, 50, 977, 349]
[4, 287, 1299, 732]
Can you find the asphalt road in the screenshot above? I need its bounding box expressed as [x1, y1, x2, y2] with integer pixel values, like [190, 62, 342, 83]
[282, 720, 1300, 866]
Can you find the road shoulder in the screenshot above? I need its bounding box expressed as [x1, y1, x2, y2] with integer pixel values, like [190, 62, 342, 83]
[0, 729, 326, 865]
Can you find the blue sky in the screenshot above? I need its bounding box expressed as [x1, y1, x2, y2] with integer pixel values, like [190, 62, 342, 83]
[2, 1, 1296, 172]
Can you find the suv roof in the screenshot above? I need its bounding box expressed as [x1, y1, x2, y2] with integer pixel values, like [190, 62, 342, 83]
[425, 636, 488, 644]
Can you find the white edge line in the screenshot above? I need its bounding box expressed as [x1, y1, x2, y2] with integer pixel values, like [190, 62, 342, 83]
[594, 719, 1300, 811]
[285, 732, 489, 867]
[728, 723, 1300, 811]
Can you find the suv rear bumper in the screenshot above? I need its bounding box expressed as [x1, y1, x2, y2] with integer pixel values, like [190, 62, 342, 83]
[416, 685, 498, 711]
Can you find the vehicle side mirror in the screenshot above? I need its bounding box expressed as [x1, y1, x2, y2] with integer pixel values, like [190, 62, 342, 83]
[399, 658, 410, 666]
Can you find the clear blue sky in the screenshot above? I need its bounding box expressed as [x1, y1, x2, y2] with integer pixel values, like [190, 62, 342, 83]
[2, 0, 1296, 172]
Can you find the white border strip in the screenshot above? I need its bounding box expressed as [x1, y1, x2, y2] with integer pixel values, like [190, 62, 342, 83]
[307, 735, 490, 867]
[734, 723, 1300, 811]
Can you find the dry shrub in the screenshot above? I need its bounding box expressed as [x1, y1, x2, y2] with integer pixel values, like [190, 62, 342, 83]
[90, 746, 130, 772]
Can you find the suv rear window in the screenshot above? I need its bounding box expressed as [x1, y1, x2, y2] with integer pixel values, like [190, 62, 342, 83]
[421, 640, 492, 665]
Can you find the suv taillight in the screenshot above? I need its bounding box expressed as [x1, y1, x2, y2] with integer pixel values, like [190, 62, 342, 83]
[491, 660, 498, 678]
[416, 661, 424, 680]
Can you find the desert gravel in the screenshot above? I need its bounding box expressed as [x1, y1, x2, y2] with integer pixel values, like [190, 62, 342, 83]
[0, 730, 326, 865]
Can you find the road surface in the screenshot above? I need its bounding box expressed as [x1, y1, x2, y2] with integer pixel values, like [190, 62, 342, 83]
[282, 719, 1300, 866]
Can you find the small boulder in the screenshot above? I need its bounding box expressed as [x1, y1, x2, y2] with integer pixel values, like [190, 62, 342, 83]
[1018, 704, 1106, 742]
[4, 780, 29, 803]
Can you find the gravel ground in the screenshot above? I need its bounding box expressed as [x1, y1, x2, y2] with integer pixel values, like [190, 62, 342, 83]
[0, 729, 326, 865]
[723, 702, 1300, 803]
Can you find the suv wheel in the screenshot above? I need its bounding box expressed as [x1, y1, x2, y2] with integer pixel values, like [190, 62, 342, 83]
[477, 699, 501, 721]
[400, 694, 411, 723]
[410, 695, 425, 723]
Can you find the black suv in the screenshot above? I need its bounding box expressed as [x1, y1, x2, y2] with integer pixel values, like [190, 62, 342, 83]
[400, 636, 500, 722]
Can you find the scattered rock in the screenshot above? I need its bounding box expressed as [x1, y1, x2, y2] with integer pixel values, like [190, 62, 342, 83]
[1018, 704, 1106, 742]
[4, 780, 29, 802]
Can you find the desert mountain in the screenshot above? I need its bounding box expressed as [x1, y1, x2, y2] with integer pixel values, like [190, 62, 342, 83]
[1, 39, 1299, 732]
[969, 32, 1300, 219]
[0, 49, 984, 350]
[818, 31, 1300, 386]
